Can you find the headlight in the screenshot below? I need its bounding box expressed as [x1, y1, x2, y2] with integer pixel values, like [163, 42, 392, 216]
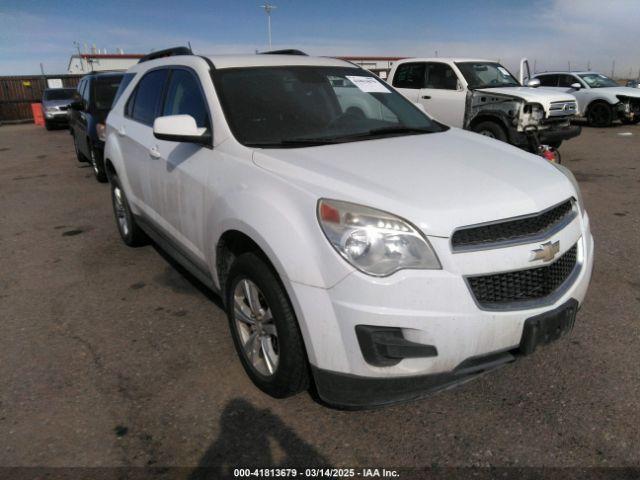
[531, 103, 545, 121]
[552, 163, 585, 215]
[96, 123, 106, 142]
[317, 199, 441, 276]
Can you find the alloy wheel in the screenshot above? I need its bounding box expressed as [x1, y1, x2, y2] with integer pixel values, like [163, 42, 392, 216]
[112, 186, 130, 237]
[233, 279, 279, 376]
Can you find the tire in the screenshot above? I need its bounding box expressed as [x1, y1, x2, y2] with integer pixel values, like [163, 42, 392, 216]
[88, 142, 108, 183]
[471, 121, 508, 143]
[73, 134, 87, 163]
[226, 252, 309, 398]
[45, 120, 53, 131]
[587, 102, 613, 127]
[109, 175, 149, 247]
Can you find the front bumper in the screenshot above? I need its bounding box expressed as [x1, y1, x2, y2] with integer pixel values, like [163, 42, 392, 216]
[292, 214, 594, 408]
[538, 124, 582, 144]
[44, 111, 70, 124]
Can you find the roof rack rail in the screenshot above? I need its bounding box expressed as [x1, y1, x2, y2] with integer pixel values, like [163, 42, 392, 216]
[138, 46, 193, 64]
[260, 49, 307, 56]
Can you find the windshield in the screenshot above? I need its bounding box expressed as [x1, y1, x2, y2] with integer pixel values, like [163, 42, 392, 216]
[579, 73, 619, 88]
[43, 88, 75, 101]
[93, 75, 123, 110]
[214, 66, 443, 148]
[455, 62, 520, 89]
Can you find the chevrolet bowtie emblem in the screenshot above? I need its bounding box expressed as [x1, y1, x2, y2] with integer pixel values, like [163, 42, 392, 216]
[530, 241, 560, 262]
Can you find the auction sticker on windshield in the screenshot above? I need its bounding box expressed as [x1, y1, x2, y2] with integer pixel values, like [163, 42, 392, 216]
[346, 75, 390, 93]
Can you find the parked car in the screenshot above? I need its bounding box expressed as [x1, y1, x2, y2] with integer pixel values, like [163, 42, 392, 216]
[69, 71, 128, 182]
[626, 80, 640, 89]
[104, 48, 594, 408]
[388, 58, 581, 152]
[533, 71, 640, 126]
[41, 88, 75, 130]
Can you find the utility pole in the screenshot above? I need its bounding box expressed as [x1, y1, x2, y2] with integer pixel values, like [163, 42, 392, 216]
[611, 60, 615, 78]
[568, 61, 571, 72]
[260, 3, 277, 49]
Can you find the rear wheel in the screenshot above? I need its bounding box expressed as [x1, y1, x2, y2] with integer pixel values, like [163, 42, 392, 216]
[472, 121, 508, 143]
[587, 102, 613, 127]
[226, 253, 309, 398]
[89, 142, 108, 183]
[109, 175, 148, 246]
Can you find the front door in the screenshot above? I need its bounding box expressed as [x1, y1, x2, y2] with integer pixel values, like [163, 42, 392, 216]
[418, 62, 466, 127]
[153, 68, 214, 266]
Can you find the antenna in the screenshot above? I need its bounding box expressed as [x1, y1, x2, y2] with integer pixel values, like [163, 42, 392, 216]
[260, 3, 277, 48]
[73, 41, 84, 72]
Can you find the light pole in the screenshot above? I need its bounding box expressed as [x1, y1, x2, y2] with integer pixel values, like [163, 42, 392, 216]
[260, 3, 277, 49]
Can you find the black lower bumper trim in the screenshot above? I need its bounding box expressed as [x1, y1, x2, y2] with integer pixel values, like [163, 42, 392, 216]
[538, 125, 581, 144]
[312, 351, 516, 409]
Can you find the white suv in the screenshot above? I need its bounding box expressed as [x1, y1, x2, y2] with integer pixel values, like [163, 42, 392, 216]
[104, 48, 594, 408]
[532, 71, 640, 127]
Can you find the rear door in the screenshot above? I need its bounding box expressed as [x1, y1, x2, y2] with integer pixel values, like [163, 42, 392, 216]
[418, 62, 466, 127]
[391, 62, 426, 103]
[153, 67, 214, 264]
[118, 68, 169, 216]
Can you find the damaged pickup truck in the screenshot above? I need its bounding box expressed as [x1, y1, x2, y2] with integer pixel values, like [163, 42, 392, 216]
[389, 58, 581, 154]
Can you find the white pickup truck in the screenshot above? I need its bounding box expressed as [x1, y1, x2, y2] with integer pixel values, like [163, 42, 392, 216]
[388, 58, 581, 152]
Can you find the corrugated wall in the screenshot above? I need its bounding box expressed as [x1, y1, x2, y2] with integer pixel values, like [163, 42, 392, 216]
[0, 75, 82, 124]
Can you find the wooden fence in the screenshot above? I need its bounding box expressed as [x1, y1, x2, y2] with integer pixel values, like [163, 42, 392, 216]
[0, 74, 83, 124]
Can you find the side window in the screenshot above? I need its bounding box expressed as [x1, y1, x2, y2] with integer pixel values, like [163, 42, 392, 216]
[558, 74, 578, 87]
[392, 63, 426, 89]
[424, 63, 459, 90]
[112, 73, 135, 106]
[162, 69, 210, 129]
[82, 79, 91, 103]
[130, 69, 169, 126]
[538, 75, 559, 87]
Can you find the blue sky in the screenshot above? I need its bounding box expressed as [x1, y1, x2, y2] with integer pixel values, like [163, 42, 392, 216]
[1, 0, 638, 77]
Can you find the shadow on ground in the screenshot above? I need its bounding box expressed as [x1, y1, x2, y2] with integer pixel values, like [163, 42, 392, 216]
[189, 398, 331, 479]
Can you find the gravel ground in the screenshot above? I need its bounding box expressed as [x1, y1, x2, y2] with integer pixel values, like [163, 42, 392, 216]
[0, 123, 638, 476]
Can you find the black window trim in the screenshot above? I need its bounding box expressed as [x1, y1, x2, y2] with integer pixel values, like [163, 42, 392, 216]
[124, 66, 171, 127]
[124, 65, 213, 145]
[159, 65, 213, 136]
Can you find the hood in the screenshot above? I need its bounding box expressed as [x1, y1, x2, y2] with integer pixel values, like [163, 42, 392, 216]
[42, 99, 73, 109]
[475, 86, 576, 113]
[253, 128, 575, 237]
[593, 86, 640, 98]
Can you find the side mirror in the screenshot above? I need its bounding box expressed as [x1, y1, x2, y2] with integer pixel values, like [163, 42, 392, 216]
[153, 115, 211, 145]
[570, 82, 582, 90]
[525, 78, 541, 88]
[70, 99, 84, 111]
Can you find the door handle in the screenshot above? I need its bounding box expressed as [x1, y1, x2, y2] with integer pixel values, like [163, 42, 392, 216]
[117, 126, 126, 137]
[149, 146, 161, 159]
[421, 95, 431, 99]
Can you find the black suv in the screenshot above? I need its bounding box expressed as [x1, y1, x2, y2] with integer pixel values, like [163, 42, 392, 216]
[69, 72, 127, 182]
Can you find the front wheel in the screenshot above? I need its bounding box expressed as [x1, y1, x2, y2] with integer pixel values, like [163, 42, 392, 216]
[587, 102, 613, 127]
[109, 175, 149, 247]
[226, 253, 309, 398]
[471, 121, 508, 143]
[622, 117, 640, 125]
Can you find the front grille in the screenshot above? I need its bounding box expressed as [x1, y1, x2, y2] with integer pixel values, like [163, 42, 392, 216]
[467, 244, 578, 308]
[452, 200, 574, 250]
[549, 100, 577, 117]
[59, 105, 68, 111]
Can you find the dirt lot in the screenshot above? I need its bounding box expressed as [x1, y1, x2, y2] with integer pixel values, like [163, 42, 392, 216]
[0, 123, 639, 475]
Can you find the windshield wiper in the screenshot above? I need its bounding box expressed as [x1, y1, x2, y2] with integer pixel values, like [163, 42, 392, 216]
[245, 127, 433, 148]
